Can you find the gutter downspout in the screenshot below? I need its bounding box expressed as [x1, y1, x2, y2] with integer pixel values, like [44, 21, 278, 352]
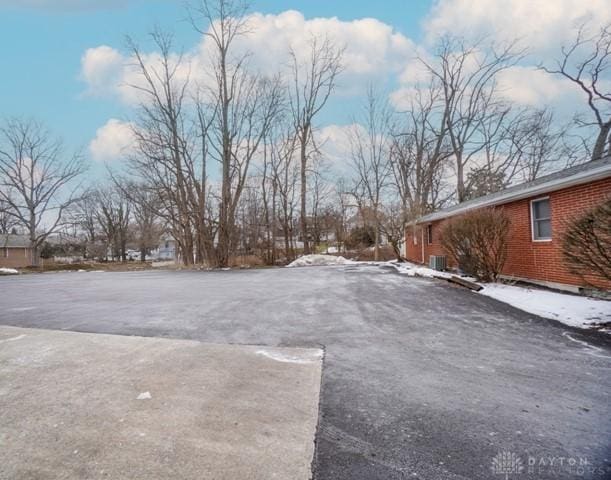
[421, 226, 425, 265]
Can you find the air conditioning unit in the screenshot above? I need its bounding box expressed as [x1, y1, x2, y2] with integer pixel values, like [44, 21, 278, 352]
[429, 255, 447, 271]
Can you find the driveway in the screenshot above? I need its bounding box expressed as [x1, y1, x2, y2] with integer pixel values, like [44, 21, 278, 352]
[1, 265, 610, 479]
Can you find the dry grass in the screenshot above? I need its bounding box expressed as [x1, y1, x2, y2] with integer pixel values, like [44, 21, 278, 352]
[23, 261, 154, 273]
[349, 245, 396, 262]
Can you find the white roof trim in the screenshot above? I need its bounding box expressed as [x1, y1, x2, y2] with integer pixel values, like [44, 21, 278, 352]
[417, 162, 611, 224]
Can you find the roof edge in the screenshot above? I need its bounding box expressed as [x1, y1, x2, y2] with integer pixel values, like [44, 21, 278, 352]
[415, 162, 611, 224]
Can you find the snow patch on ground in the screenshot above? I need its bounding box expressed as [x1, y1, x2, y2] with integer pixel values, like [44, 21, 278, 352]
[479, 283, 611, 330]
[287, 254, 354, 268]
[136, 391, 152, 400]
[385, 262, 610, 332]
[562, 332, 611, 358]
[0, 268, 18, 275]
[256, 349, 323, 364]
[386, 261, 453, 279]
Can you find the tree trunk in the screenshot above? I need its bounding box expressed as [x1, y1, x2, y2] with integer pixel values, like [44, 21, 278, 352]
[592, 122, 611, 161]
[271, 186, 277, 265]
[374, 223, 380, 262]
[391, 241, 403, 262]
[456, 159, 466, 203]
[29, 213, 39, 266]
[300, 128, 309, 255]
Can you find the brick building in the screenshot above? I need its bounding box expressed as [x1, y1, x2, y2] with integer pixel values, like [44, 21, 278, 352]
[0, 234, 36, 269]
[405, 158, 611, 292]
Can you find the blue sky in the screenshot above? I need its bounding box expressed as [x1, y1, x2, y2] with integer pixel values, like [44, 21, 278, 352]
[0, 0, 608, 171]
[0, 1, 431, 157]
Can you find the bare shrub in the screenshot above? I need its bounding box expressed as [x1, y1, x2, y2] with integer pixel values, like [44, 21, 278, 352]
[562, 199, 611, 283]
[229, 254, 265, 268]
[352, 245, 396, 262]
[440, 209, 511, 282]
[345, 225, 376, 250]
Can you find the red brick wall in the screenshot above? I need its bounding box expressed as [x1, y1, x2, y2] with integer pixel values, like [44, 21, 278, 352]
[405, 177, 611, 289]
[0, 247, 34, 268]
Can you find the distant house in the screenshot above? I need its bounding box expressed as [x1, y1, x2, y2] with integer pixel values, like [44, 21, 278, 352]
[405, 157, 611, 292]
[0, 234, 36, 268]
[155, 235, 178, 261]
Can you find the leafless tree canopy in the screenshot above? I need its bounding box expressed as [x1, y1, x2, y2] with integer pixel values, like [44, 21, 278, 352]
[543, 23, 611, 161]
[348, 87, 393, 261]
[10, 4, 604, 269]
[289, 35, 344, 254]
[0, 118, 86, 264]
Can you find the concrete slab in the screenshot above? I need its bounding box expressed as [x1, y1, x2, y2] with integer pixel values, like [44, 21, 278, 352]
[0, 326, 323, 480]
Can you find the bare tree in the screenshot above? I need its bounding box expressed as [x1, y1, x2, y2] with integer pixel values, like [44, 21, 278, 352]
[542, 23, 611, 161]
[419, 36, 524, 201]
[92, 185, 131, 262]
[510, 108, 577, 181]
[308, 157, 332, 248]
[190, 0, 283, 267]
[268, 126, 299, 260]
[349, 88, 393, 261]
[0, 118, 86, 265]
[118, 180, 162, 262]
[378, 202, 406, 261]
[259, 145, 276, 264]
[390, 80, 452, 220]
[70, 192, 100, 259]
[0, 194, 17, 234]
[458, 106, 578, 198]
[332, 178, 351, 253]
[289, 36, 343, 254]
[125, 29, 199, 265]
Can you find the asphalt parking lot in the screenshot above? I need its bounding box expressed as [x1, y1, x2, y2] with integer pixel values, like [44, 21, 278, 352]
[1, 265, 610, 479]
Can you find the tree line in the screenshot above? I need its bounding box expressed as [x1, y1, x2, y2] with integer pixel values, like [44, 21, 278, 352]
[1, 0, 609, 266]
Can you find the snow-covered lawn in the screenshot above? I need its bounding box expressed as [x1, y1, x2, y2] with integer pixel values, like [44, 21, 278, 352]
[387, 261, 610, 331]
[0, 268, 19, 275]
[287, 254, 354, 267]
[478, 283, 611, 330]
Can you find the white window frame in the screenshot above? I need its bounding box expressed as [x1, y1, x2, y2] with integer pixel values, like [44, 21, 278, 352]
[427, 224, 433, 245]
[530, 196, 552, 242]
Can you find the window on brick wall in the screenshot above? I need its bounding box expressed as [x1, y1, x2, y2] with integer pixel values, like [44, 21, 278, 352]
[531, 197, 551, 241]
[427, 224, 433, 244]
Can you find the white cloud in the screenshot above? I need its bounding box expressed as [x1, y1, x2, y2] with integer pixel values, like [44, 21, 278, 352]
[228, 11, 414, 88]
[496, 66, 576, 106]
[81, 46, 124, 98]
[0, 0, 130, 11]
[81, 45, 193, 105]
[424, 0, 611, 53]
[317, 123, 367, 175]
[80, 10, 415, 104]
[89, 119, 136, 162]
